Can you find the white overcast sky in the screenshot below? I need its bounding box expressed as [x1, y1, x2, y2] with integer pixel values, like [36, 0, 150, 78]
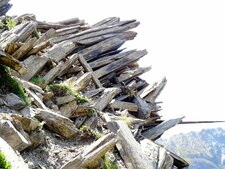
[8, 0, 225, 135]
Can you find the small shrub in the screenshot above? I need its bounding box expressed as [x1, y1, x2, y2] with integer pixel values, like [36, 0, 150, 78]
[6, 18, 16, 30]
[31, 76, 45, 88]
[80, 125, 103, 139]
[0, 152, 11, 169]
[0, 65, 30, 105]
[48, 83, 90, 104]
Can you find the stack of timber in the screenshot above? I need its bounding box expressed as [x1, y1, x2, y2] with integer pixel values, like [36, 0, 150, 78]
[0, 11, 189, 169]
[0, 0, 12, 17]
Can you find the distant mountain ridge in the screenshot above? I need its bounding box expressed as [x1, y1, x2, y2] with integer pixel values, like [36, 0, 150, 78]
[158, 128, 225, 169]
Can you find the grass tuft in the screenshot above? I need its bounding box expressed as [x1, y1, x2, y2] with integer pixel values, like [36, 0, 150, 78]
[103, 153, 119, 169]
[0, 152, 11, 169]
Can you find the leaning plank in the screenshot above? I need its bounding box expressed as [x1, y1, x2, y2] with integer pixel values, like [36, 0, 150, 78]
[109, 99, 138, 112]
[94, 50, 147, 78]
[35, 108, 80, 138]
[107, 120, 154, 169]
[35, 28, 56, 45]
[12, 37, 37, 60]
[28, 40, 50, 55]
[145, 77, 167, 103]
[140, 139, 173, 169]
[45, 41, 76, 63]
[16, 21, 37, 42]
[94, 87, 121, 111]
[138, 82, 157, 98]
[65, 72, 92, 91]
[142, 117, 184, 140]
[43, 61, 64, 85]
[118, 66, 151, 82]
[61, 133, 117, 169]
[89, 50, 136, 69]
[78, 55, 102, 88]
[58, 53, 79, 77]
[21, 55, 49, 80]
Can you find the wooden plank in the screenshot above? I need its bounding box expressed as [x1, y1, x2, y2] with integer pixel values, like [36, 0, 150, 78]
[94, 87, 121, 111]
[92, 17, 120, 27]
[35, 28, 56, 45]
[118, 66, 151, 82]
[43, 61, 64, 85]
[94, 50, 147, 78]
[109, 100, 138, 112]
[21, 55, 49, 80]
[89, 50, 136, 69]
[145, 77, 167, 102]
[58, 53, 79, 77]
[12, 37, 37, 60]
[45, 41, 76, 63]
[83, 88, 105, 99]
[142, 117, 184, 140]
[107, 120, 154, 169]
[78, 55, 102, 88]
[28, 40, 50, 55]
[61, 133, 117, 169]
[79, 36, 126, 62]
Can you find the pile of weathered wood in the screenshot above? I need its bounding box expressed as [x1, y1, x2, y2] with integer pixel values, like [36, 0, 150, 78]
[0, 11, 189, 169]
[0, 0, 12, 17]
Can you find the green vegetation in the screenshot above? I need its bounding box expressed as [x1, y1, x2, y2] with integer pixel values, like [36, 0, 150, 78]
[80, 125, 103, 139]
[32, 29, 40, 38]
[0, 20, 4, 29]
[103, 153, 119, 169]
[0, 65, 30, 105]
[6, 18, 16, 30]
[48, 83, 90, 104]
[31, 76, 46, 88]
[0, 152, 11, 169]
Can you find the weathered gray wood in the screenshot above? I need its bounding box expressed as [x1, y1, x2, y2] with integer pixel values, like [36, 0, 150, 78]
[43, 61, 64, 85]
[79, 36, 126, 62]
[35, 28, 56, 45]
[61, 133, 117, 169]
[140, 139, 174, 169]
[138, 82, 158, 98]
[35, 108, 80, 138]
[94, 87, 121, 111]
[66, 72, 92, 91]
[28, 40, 50, 55]
[109, 100, 138, 112]
[16, 21, 37, 42]
[118, 66, 151, 82]
[134, 96, 152, 119]
[83, 88, 105, 98]
[92, 17, 120, 27]
[94, 50, 147, 78]
[78, 55, 102, 88]
[59, 100, 78, 118]
[56, 95, 75, 106]
[45, 41, 76, 63]
[25, 88, 48, 110]
[169, 151, 189, 168]
[12, 37, 37, 60]
[89, 50, 136, 69]
[107, 120, 154, 169]
[145, 77, 167, 102]
[58, 53, 79, 77]
[21, 55, 49, 80]
[142, 117, 184, 140]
